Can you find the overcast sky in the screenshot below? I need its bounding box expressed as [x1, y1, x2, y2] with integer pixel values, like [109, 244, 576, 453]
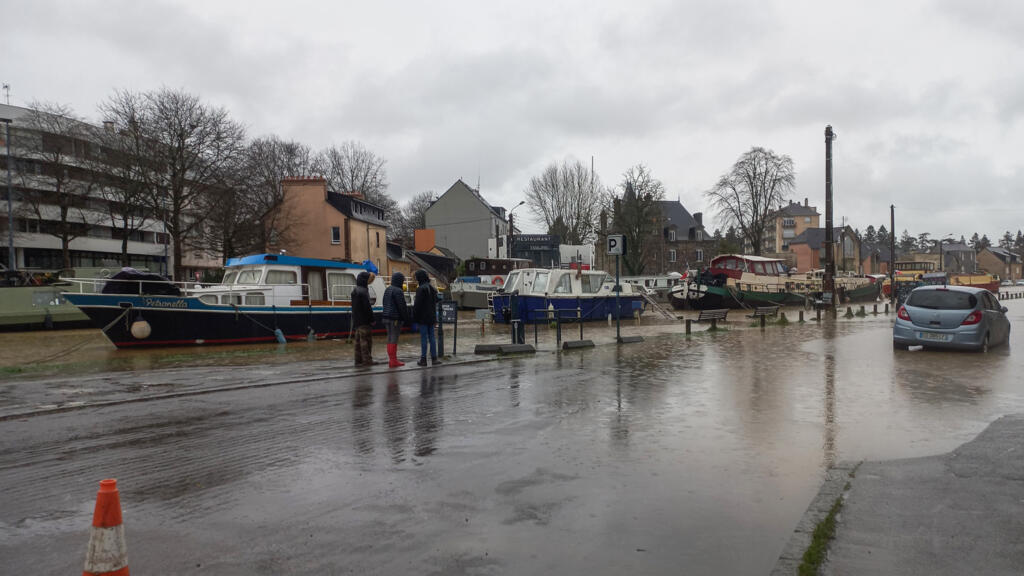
[5, 0, 1024, 241]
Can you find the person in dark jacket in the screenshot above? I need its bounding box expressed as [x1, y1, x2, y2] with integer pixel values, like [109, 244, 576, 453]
[412, 269, 441, 366]
[351, 271, 376, 366]
[382, 271, 410, 368]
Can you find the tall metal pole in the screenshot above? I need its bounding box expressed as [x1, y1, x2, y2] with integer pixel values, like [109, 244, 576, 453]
[3, 118, 13, 273]
[615, 254, 621, 342]
[824, 125, 836, 315]
[889, 204, 896, 306]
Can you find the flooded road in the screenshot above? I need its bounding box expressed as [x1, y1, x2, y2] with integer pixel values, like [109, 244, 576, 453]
[1, 301, 1022, 574]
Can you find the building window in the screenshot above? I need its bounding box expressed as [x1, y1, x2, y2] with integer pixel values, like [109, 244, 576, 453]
[480, 262, 487, 271]
[331, 226, 341, 244]
[468, 262, 475, 271]
[696, 230, 703, 241]
[668, 229, 676, 242]
[696, 249, 705, 262]
[668, 249, 677, 263]
[804, 217, 811, 223]
[783, 218, 795, 228]
[376, 231, 380, 248]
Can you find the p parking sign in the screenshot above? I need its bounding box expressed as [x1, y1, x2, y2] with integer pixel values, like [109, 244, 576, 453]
[607, 234, 625, 256]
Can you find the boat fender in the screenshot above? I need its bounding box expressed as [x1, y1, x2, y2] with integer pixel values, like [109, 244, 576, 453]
[307, 327, 316, 342]
[130, 319, 152, 339]
[274, 328, 286, 344]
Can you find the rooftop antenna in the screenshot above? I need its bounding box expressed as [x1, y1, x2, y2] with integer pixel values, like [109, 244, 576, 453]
[2, 84, 9, 105]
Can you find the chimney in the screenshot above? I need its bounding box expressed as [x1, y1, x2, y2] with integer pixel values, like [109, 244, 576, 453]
[804, 197, 808, 207]
[693, 212, 702, 226]
[103, 120, 115, 133]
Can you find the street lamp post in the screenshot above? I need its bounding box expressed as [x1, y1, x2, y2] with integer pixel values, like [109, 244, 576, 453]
[507, 200, 525, 259]
[824, 125, 837, 315]
[1, 117, 13, 275]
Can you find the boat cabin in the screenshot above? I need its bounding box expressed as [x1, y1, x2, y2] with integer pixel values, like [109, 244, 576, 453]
[707, 255, 787, 280]
[501, 268, 631, 297]
[191, 254, 384, 308]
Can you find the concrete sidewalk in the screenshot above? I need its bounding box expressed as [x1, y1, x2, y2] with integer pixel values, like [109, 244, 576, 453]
[776, 414, 1024, 575]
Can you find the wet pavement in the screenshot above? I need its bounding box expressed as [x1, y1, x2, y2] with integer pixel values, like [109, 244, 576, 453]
[1, 296, 1023, 574]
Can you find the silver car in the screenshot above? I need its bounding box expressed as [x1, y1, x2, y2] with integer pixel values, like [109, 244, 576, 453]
[893, 285, 1011, 352]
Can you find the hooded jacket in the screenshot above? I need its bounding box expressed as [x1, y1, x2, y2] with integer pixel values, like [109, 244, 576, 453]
[350, 271, 374, 328]
[382, 272, 411, 322]
[412, 270, 438, 325]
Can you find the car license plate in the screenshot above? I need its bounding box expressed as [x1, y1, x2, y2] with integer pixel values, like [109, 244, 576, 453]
[917, 331, 951, 342]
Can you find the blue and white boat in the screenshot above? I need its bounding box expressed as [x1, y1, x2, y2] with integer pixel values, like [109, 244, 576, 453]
[489, 268, 646, 323]
[62, 254, 392, 348]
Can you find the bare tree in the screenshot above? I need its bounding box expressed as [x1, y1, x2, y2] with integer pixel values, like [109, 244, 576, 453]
[106, 88, 247, 280]
[524, 158, 604, 245]
[613, 164, 665, 275]
[392, 190, 435, 247]
[17, 102, 103, 270]
[235, 135, 314, 253]
[96, 92, 156, 267]
[313, 141, 400, 235]
[705, 147, 795, 255]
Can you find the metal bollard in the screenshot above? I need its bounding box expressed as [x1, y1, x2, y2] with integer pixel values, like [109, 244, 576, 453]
[556, 317, 562, 347]
[816, 308, 821, 322]
[873, 304, 878, 315]
[685, 319, 692, 334]
[885, 303, 890, 314]
[760, 315, 766, 329]
[710, 318, 718, 330]
[799, 310, 804, 322]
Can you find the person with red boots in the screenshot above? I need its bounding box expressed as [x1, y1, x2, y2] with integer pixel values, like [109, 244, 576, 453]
[382, 271, 411, 368]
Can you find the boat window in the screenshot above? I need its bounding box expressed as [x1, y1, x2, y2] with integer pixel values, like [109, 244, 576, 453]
[266, 270, 297, 285]
[724, 259, 738, 270]
[582, 274, 604, 293]
[245, 293, 266, 305]
[553, 273, 572, 294]
[222, 270, 238, 285]
[505, 271, 521, 292]
[327, 272, 357, 300]
[753, 262, 766, 274]
[199, 294, 218, 305]
[533, 271, 550, 293]
[222, 293, 242, 305]
[236, 269, 262, 284]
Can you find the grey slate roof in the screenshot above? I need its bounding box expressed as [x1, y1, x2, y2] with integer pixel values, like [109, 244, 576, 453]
[988, 247, 1021, 263]
[789, 227, 845, 250]
[860, 241, 894, 263]
[326, 192, 388, 227]
[777, 200, 819, 217]
[657, 200, 702, 237]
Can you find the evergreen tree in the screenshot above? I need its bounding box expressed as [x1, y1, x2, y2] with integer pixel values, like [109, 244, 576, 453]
[978, 234, 992, 250]
[877, 225, 889, 245]
[1001, 231, 1014, 249]
[969, 232, 981, 250]
[864, 225, 877, 245]
[899, 229, 916, 252]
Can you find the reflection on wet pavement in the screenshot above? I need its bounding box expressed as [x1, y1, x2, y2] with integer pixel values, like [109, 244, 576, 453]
[1, 301, 1023, 574]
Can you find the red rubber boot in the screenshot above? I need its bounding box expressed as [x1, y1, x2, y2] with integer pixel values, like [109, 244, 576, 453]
[388, 343, 405, 368]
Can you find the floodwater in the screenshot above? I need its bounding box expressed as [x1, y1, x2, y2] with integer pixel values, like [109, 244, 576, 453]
[1, 299, 1023, 574]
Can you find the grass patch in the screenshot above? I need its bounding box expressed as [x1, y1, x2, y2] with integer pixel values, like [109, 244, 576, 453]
[798, 496, 843, 576]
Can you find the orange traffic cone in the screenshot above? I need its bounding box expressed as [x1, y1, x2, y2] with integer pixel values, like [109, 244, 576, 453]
[83, 479, 129, 576]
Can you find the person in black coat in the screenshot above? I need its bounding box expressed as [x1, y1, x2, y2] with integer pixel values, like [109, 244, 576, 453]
[382, 271, 410, 367]
[412, 269, 441, 366]
[351, 271, 376, 366]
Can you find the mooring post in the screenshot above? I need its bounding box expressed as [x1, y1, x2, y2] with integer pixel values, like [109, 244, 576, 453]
[710, 318, 718, 330]
[685, 319, 692, 334]
[816, 308, 821, 322]
[799, 310, 804, 322]
[873, 304, 878, 315]
[885, 302, 890, 314]
[578, 307, 583, 340]
[760, 315, 766, 329]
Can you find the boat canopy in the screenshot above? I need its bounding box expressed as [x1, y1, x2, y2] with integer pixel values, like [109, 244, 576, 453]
[225, 254, 371, 270]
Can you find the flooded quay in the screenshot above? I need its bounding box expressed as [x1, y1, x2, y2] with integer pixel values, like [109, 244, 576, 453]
[1, 299, 1022, 575]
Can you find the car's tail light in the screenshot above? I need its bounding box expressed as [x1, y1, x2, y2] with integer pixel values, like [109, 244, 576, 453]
[961, 310, 983, 326]
[897, 305, 911, 321]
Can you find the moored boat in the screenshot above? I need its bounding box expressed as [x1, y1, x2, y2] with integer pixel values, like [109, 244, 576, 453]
[490, 267, 646, 323]
[62, 254, 396, 348]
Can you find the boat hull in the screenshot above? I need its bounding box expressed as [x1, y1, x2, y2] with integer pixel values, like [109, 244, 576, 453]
[490, 294, 645, 323]
[63, 293, 390, 348]
[0, 285, 91, 331]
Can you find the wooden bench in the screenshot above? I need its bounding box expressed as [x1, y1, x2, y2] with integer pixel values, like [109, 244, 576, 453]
[747, 305, 780, 319]
[696, 308, 729, 329]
